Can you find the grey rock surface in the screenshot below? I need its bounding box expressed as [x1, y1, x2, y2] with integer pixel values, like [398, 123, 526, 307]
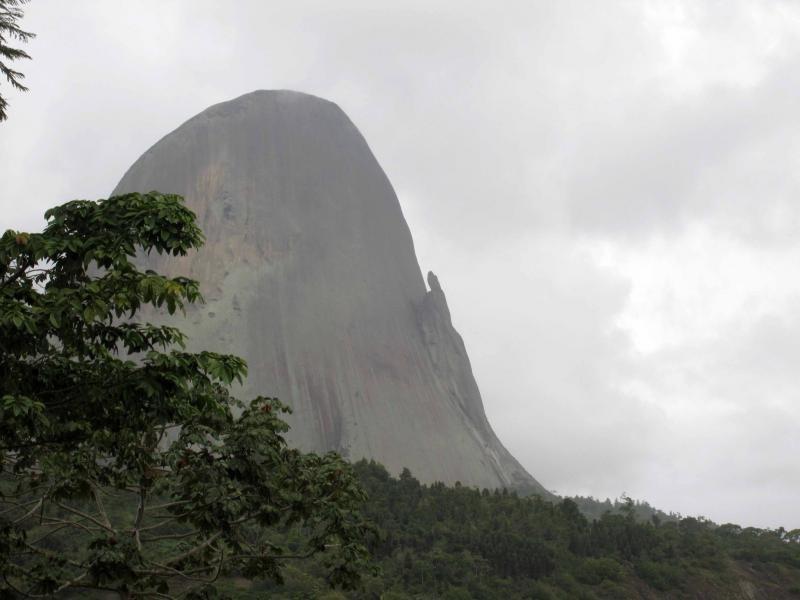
[113, 90, 549, 494]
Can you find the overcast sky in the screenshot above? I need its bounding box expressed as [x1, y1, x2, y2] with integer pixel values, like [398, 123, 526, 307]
[2, 0, 799, 529]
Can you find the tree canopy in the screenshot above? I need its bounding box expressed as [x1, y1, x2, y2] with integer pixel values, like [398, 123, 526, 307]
[0, 192, 371, 598]
[235, 460, 800, 599]
[0, 0, 34, 122]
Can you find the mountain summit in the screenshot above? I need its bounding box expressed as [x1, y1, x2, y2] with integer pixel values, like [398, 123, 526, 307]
[113, 90, 547, 493]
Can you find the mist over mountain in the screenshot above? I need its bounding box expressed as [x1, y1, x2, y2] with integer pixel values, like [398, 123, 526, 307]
[112, 90, 547, 494]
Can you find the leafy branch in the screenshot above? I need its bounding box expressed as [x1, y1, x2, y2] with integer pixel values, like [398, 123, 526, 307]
[0, 193, 373, 598]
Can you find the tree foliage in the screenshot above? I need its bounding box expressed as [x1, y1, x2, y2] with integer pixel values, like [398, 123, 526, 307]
[0, 192, 371, 598]
[241, 461, 800, 599]
[0, 0, 34, 122]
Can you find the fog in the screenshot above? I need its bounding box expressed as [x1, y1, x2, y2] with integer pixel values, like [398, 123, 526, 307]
[1, 0, 798, 528]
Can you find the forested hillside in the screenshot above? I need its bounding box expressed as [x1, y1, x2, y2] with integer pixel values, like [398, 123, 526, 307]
[226, 460, 800, 599]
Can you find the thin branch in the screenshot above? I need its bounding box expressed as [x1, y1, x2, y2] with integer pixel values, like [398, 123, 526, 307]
[230, 512, 259, 526]
[0, 497, 41, 517]
[92, 485, 114, 530]
[140, 530, 198, 542]
[144, 499, 192, 512]
[56, 502, 115, 533]
[27, 523, 68, 545]
[136, 516, 182, 532]
[39, 515, 102, 535]
[133, 568, 212, 581]
[54, 571, 89, 595]
[0, 258, 33, 290]
[154, 543, 226, 586]
[23, 542, 84, 569]
[132, 481, 147, 550]
[129, 592, 175, 600]
[230, 549, 317, 561]
[11, 497, 42, 525]
[164, 532, 222, 566]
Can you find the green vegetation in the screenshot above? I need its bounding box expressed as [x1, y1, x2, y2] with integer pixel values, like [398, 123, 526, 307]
[219, 461, 800, 599]
[568, 495, 674, 525]
[0, 193, 370, 598]
[0, 0, 34, 122]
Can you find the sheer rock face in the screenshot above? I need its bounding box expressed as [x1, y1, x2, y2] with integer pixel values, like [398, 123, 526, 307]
[113, 90, 548, 493]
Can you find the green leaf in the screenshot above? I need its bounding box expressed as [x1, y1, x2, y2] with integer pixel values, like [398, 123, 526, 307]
[0, 191, 370, 596]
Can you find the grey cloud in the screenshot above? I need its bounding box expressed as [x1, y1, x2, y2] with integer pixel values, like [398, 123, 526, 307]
[430, 235, 665, 497]
[564, 54, 800, 240]
[626, 309, 800, 526]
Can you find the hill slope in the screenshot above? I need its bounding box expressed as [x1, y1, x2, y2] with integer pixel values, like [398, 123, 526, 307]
[231, 462, 800, 599]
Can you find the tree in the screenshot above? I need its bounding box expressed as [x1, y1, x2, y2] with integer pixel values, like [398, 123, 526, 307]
[0, 192, 371, 598]
[0, 0, 34, 121]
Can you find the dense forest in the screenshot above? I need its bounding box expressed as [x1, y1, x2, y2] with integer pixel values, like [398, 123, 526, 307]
[224, 460, 800, 599]
[9, 454, 799, 599]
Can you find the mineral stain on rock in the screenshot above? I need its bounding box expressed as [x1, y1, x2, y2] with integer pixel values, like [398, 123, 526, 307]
[113, 90, 549, 493]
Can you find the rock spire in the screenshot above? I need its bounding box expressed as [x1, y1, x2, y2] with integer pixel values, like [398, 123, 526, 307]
[113, 90, 548, 493]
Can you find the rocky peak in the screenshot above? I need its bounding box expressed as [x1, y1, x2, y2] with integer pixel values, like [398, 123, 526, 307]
[113, 90, 549, 495]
